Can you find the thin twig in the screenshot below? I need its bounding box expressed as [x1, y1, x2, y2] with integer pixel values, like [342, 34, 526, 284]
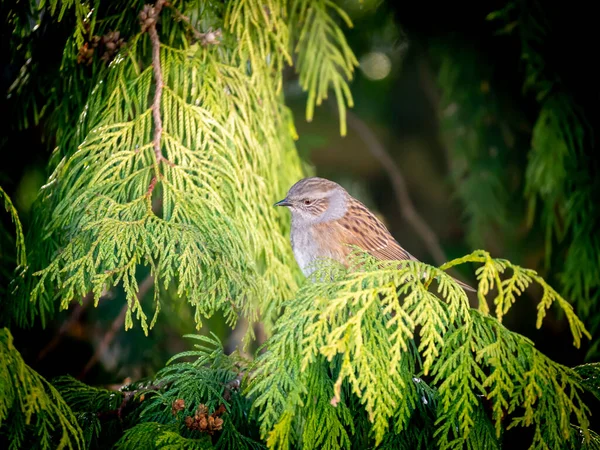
[344, 108, 448, 266]
[36, 292, 94, 362]
[96, 381, 166, 422]
[79, 274, 155, 379]
[222, 372, 244, 401]
[141, 0, 166, 163]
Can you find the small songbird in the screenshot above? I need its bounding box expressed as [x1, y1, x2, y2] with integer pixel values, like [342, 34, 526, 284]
[274, 176, 475, 292]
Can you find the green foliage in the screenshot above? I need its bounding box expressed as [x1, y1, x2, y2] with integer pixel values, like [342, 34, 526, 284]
[573, 363, 600, 403]
[5, 0, 358, 337]
[289, 0, 359, 136]
[3, 253, 596, 450]
[434, 45, 530, 251]
[53, 376, 123, 414]
[510, 0, 600, 358]
[0, 186, 26, 269]
[0, 328, 84, 450]
[55, 333, 264, 449]
[246, 250, 595, 449]
[52, 375, 125, 448]
[134, 333, 264, 449]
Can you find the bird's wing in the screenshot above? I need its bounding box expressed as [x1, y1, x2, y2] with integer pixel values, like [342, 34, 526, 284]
[333, 199, 417, 262]
[312, 198, 477, 292]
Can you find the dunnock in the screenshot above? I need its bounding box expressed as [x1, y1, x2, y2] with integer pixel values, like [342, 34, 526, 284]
[275, 177, 475, 292]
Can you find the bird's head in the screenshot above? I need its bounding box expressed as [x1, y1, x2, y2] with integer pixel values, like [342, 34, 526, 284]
[274, 177, 348, 224]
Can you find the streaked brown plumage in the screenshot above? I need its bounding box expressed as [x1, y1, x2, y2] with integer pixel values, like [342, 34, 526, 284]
[274, 176, 475, 292]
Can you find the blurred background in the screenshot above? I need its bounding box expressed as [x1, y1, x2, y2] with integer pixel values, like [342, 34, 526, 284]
[1, 0, 598, 390]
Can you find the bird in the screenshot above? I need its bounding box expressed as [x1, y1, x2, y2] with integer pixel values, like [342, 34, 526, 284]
[274, 176, 475, 292]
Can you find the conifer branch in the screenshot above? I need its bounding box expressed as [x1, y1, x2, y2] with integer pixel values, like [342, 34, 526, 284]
[290, 0, 358, 136]
[99, 381, 165, 422]
[248, 249, 593, 448]
[1, 329, 85, 449]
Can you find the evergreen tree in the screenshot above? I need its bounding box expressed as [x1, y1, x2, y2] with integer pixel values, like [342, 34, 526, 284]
[1, 1, 599, 449]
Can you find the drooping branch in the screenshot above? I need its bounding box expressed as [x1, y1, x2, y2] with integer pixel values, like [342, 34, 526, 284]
[96, 381, 166, 422]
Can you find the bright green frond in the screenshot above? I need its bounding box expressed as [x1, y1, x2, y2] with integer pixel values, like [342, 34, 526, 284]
[290, 0, 359, 135]
[248, 249, 593, 449]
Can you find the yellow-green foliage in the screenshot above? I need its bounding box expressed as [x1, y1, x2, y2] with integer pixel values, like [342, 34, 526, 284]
[11, 0, 357, 337]
[0, 328, 84, 450]
[247, 250, 593, 449]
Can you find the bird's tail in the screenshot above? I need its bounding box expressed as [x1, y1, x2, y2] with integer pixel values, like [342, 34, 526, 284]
[452, 276, 477, 293]
[418, 269, 476, 293]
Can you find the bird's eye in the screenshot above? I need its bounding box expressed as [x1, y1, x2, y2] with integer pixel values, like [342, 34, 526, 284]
[303, 199, 311, 205]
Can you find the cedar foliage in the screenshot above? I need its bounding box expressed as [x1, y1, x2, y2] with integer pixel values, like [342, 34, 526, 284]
[1, 0, 600, 449]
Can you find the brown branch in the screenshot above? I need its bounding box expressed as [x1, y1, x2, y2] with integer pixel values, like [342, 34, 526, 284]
[222, 372, 243, 402]
[344, 108, 448, 266]
[96, 381, 166, 422]
[37, 292, 94, 362]
[79, 274, 155, 379]
[140, 1, 166, 163]
[146, 175, 158, 197]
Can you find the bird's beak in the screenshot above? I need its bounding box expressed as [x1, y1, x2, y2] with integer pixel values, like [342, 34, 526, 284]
[274, 198, 292, 207]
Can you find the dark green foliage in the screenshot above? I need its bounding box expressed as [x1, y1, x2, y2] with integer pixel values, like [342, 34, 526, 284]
[52, 375, 126, 449]
[0, 186, 26, 269]
[134, 334, 264, 449]
[0, 185, 27, 306]
[433, 0, 600, 360]
[491, 2, 600, 362]
[573, 363, 600, 403]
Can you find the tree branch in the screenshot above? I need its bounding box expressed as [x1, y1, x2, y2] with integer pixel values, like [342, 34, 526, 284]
[79, 274, 155, 379]
[222, 372, 243, 401]
[140, 1, 166, 163]
[96, 381, 166, 422]
[344, 109, 448, 266]
[36, 292, 94, 362]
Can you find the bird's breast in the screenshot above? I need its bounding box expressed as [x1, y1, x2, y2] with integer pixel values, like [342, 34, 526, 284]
[291, 220, 348, 277]
[290, 225, 320, 276]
